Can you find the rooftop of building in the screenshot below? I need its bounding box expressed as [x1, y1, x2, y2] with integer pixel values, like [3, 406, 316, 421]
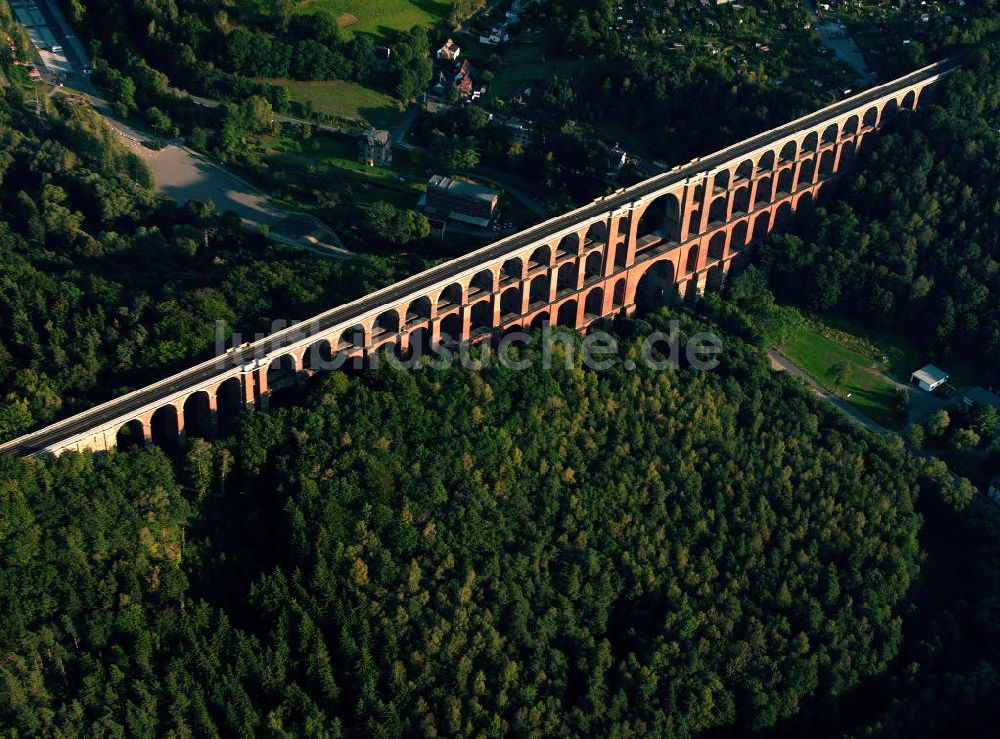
[911, 364, 949, 386]
[361, 128, 391, 145]
[427, 175, 498, 204]
[963, 386, 1000, 409]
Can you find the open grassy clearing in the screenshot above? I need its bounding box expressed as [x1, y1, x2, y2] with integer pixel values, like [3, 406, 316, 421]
[263, 134, 541, 241]
[776, 314, 901, 427]
[261, 135, 424, 210]
[818, 312, 977, 386]
[461, 39, 578, 100]
[293, 0, 451, 37]
[260, 78, 403, 128]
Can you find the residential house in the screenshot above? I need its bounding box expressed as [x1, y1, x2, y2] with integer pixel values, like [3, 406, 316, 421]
[437, 39, 461, 61]
[358, 129, 392, 167]
[454, 59, 474, 97]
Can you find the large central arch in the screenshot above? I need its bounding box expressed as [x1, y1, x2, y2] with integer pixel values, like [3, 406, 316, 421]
[635, 191, 682, 244]
[2, 62, 958, 459]
[635, 259, 679, 312]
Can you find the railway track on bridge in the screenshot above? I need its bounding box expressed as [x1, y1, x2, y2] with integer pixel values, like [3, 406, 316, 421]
[0, 59, 960, 457]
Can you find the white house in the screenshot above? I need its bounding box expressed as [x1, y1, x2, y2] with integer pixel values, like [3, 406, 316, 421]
[437, 39, 461, 61]
[910, 364, 949, 392]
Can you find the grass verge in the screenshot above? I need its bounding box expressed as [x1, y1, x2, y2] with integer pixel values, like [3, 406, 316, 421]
[293, 0, 451, 37]
[260, 79, 403, 128]
[776, 312, 901, 427]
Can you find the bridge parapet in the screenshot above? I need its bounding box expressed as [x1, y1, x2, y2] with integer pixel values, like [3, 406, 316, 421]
[0, 60, 958, 457]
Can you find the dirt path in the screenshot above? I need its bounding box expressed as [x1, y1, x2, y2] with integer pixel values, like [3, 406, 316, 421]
[768, 349, 889, 433]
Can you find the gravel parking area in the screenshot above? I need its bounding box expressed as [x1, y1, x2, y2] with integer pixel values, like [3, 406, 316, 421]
[141, 144, 285, 227]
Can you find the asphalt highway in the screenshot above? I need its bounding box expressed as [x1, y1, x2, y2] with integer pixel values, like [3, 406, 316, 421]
[0, 59, 958, 456]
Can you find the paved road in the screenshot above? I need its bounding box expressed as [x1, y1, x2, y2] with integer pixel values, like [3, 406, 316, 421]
[768, 347, 950, 433]
[29, 0, 358, 255]
[51, 87, 291, 228]
[768, 349, 980, 496]
[29, 0, 95, 91]
[0, 59, 959, 456]
[149, 146, 288, 226]
[25, 0, 291, 228]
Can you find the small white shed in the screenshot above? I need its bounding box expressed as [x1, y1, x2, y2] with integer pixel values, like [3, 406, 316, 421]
[910, 364, 949, 392]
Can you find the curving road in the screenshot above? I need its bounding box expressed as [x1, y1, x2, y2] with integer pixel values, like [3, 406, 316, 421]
[0, 59, 959, 457]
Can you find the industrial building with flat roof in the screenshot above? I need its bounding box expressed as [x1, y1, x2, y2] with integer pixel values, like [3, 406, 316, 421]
[422, 175, 499, 228]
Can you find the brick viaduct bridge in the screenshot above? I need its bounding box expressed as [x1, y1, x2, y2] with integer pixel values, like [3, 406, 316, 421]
[0, 60, 957, 457]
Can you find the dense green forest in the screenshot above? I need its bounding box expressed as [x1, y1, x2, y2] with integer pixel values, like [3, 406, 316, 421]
[0, 92, 414, 443]
[756, 44, 1000, 372]
[5, 4, 1000, 734]
[57, 0, 434, 124]
[0, 312, 967, 735]
[523, 0, 833, 163]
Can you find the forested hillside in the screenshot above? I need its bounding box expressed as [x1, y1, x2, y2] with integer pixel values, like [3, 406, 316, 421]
[57, 0, 434, 128]
[758, 44, 1000, 371]
[0, 93, 412, 443]
[5, 5, 1000, 735]
[0, 313, 957, 735]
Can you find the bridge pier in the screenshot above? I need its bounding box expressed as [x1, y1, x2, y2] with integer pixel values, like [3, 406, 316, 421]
[3, 60, 958, 459]
[206, 393, 220, 436]
[173, 400, 188, 451]
[241, 366, 269, 411]
[142, 415, 155, 445]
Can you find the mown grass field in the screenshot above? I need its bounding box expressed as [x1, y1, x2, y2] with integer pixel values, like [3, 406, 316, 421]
[266, 129, 431, 177]
[818, 312, 976, 387]
[463, 40, 578, 100]
[260, 79, 403, 127]
[294, 0, 451, 37]
[777, 320, 901, 427]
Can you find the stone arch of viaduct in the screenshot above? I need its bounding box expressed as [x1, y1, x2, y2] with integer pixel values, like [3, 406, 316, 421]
[0, 61, 956, 457]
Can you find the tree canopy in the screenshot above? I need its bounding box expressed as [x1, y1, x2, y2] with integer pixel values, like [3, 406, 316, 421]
[0, 91, 416, 443]
[0, 313, 944, 734]
[758, 44, 1000, 371]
